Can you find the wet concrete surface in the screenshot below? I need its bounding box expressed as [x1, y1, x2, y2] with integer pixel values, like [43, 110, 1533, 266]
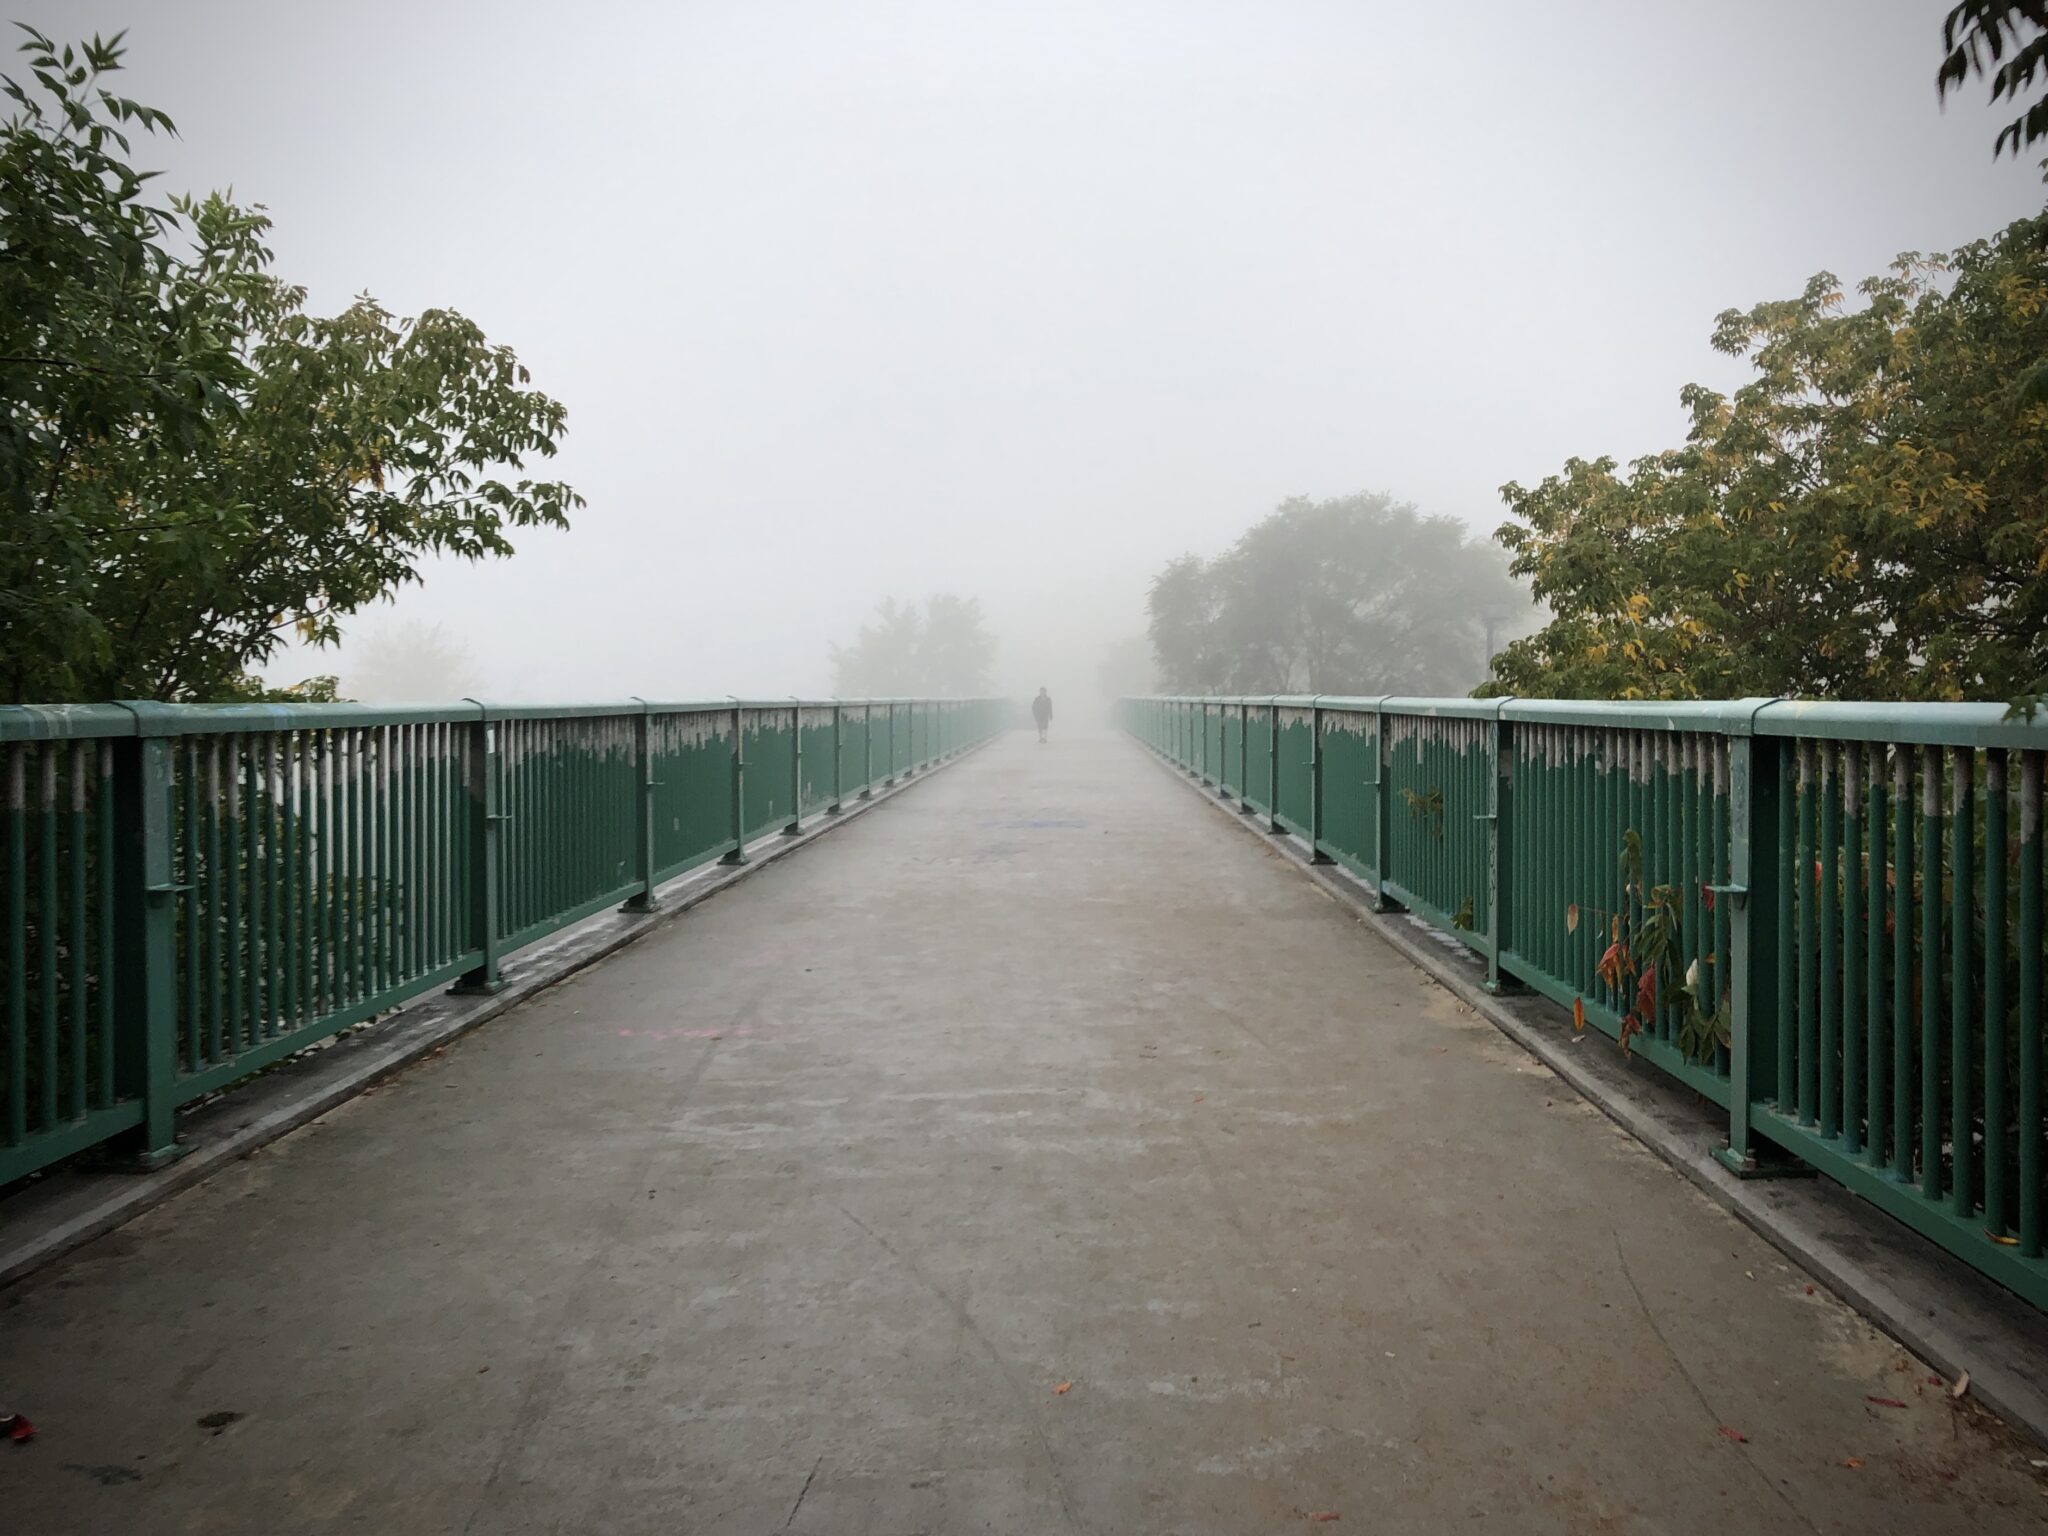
[3, 729, 2045, 1533]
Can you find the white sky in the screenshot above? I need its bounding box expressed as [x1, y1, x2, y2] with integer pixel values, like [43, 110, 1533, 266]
[23, 1, 2044, 701]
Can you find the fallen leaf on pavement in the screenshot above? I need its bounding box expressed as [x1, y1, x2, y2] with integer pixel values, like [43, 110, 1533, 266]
[1716, 1426, 1749, 1443]
[1306, 1514, 1340, 1523]
[1051, 1382, 1072, 1396]
[1842, 1457, 1864, 1469]
[3, 1414, 34, 1444]
[1950, 1371, 1970, 1400]
[1865, 1396, 1908, 1409]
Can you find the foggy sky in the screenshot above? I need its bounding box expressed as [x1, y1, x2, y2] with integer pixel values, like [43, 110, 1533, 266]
[21, 1, 2043, 702]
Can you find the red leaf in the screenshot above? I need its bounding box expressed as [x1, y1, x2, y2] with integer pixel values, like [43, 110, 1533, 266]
[1865, 1396, 1908, 1409]
[1572, 996, 1586, 1034]
[1716, 1425, 1748, 1443]
[3, 1413, 33, 1443]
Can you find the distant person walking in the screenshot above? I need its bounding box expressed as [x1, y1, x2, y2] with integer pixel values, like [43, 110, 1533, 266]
[1031, 687, 1053, 743]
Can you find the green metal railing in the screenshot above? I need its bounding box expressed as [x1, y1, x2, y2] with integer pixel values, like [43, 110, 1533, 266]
[0, 697, 1005, 1185]
[1121, 694, 2048, 1312]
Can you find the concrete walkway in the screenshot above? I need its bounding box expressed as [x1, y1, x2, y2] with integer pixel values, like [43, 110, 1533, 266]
[4, 730, 2044, 1533]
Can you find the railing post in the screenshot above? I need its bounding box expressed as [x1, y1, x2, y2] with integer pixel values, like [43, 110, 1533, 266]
[1266, 697, 1285, 834]
[1716, 701, 1785, 1176]
[860, 702, 875, 798]
[1484, 702, 1513, 992]
[622, 700, 659, 912]
[720, 703, 749, 866]
[110, 731, 185, 1167]
[1309, 697, 1333, 864]
[783, 700, 802, 835]
[1238, 701, 1256, 815]
[1372, 701, 1395, 910]
[884, 702, 899, 787]
[828, 701, 844, 814]
[454, 707, 505, 994]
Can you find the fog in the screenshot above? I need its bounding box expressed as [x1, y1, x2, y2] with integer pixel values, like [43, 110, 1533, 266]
[26, 0, 2040, 707]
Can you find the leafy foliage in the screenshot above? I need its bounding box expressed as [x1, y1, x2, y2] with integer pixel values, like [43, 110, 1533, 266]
[0, 29, 578, 702]
[1586, 829, 1728, 1065]
[1939, 3, 2048, 159]
[829, 594, 996, 697]
[1147, 492, 1527, 695]
[1488, 208, 2048, 702]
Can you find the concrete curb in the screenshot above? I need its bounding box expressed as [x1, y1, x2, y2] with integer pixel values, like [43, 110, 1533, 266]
[1133, 740, 2048, 1449]
[0, 741, 998, 1292]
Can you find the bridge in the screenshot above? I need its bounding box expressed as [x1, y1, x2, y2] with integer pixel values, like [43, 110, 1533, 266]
[2, 698, 2047, 1531]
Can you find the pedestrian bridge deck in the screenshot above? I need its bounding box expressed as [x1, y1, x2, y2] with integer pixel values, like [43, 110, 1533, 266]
[5, 731, 2043, 1532]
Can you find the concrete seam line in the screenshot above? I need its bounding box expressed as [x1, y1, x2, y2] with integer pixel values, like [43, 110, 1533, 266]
[1126, 737, 2048, 1450]
[0, 737, 1000, 1293]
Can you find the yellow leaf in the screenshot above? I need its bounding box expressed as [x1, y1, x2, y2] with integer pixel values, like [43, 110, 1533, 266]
[1566, 904, 1581, 934]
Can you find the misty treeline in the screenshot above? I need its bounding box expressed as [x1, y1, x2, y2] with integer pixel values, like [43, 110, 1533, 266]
[1144, 493, 1523, 697]
[830, 595, 996, 698]
[0, 30, 574, 705]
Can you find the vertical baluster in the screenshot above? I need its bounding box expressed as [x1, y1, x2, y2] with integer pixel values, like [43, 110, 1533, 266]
[67, 744, 87, 1119]
[1818, 743, 1840, 1139]
[298, 733, 314, 1025]
[1951, 749, 1975, 1218]
[1921, 745, 1944, 1200]
[1984, 750, 2008, 1235]
[248, 742, 266, 1042]
[1893, 749, 1914, 1180]
[35, 746, 58, 1127]
[97, 742, 116, 1108]
[205, 740, 223, 1066]
[5, 747, 22, 1146]
[1866, 744, 1889, 1169]
[179, 742, 199, 1073]
[2017, 749, 2041, 1257]
[1842, 744, 1862, 1153]
[1775, 739, 1795, 1110]
[1687, 741, 1703, 1056]
[318, 731, 335, 1017]
[1798, 742, 1818, 1124]
[224, 741, 242, 1058]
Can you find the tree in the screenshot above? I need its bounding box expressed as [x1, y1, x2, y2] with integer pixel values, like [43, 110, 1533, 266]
[1146, 492, 1526, 696]
[1487, 209, 2048, 702]
[829, 594, 996, 696]
[1940, 3, 2048, 160]
[0, 29, 578, 703]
